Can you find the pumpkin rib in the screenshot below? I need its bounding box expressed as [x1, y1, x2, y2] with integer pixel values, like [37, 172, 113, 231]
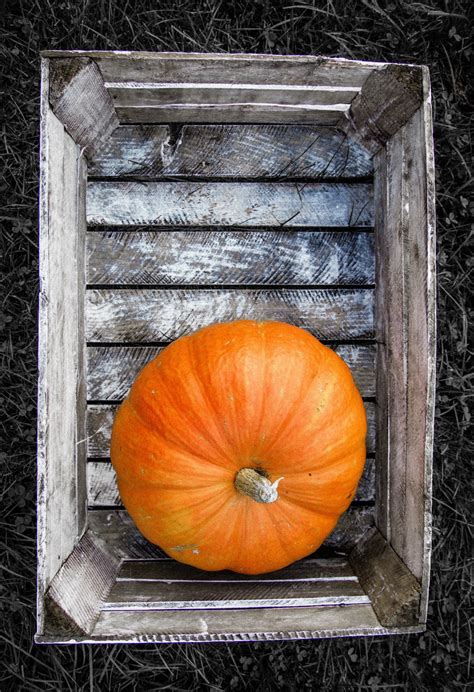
[129, 351, 237, 468]
[185, 332, 238, 459]
[123, 394, 237, 473]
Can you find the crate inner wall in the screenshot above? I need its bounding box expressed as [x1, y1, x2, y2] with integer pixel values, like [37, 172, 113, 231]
[80, 121, 378, 632]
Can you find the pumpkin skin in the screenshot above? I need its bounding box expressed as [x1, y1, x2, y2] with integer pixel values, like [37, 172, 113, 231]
[110, 320, 367, 574]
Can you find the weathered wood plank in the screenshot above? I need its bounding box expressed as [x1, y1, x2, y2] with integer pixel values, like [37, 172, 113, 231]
[374, 94, 435, 591]
[87, 124, 373, 179]
[44, 531, 120, 636]
[86, 401, 375, 459]
[104, 578, 369, 610]
[87, 230, 374, 286]
[118, 558, 355, 582]
[418, 67, 436, 624]
[393, 103, 435, 583]
[343, 64, 423, 154]
[49, 57, 119, 156]
[384, 127, 409, 571]
[87, 456, 375, 509]
[92, 603, 381, 641]
[374, 150, 390, 539]
[86, 343, 375, 401]
[350, 527, 421, 627]
[86, 181, 374, 227]
[37, 58, 88, 634]
[41, 51, 384, 88]
[116, 105, 347, 126]
[85, 288, 374, 343]
[109, 83, 359, 107]
[75, 155, 88, 533]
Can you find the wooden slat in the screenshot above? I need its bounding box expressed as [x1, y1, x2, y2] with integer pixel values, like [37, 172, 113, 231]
[87, 343, 375, 401]
[118, 558, 355, 582]
[104, 577, 369, 611]
[87, 52, 382, 88]
[374, 96, 435, 588]
[86, 401, 375, 458]
[86, 181, 373, 227]
[87, 124, 373, 179]
[109, 83, 360, 107]
[85, 288, 374, 343]
[418, 67, 436, 624]
[92, 603, 382, 641]
[390, 104, 435, 582]
[87, 230, 374, 287]
[115, 105, 347, 126]
[350, 527, 421, 627]
[109, 83, 357, 126]
[37, 58, 88, 633]
[384, 128, 408, 570]
[374, 151, 390, 539]
[87, 456, 375, 508]
[344, 65, 423, 154]
[49, 57, 118, 156]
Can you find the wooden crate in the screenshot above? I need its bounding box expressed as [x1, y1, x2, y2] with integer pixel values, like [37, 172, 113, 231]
[36, 51, 435, 644]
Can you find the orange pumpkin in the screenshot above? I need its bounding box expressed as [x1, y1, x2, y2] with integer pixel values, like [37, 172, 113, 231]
[110, 320, 367, 574]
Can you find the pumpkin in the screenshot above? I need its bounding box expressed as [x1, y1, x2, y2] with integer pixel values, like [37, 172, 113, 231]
[110, 320, 367, 574]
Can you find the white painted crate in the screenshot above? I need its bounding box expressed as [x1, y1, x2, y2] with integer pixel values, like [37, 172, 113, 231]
[37, 51, 435, 644]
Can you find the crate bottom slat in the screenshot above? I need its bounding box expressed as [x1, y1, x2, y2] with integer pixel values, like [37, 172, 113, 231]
[90, 604, 391, 643]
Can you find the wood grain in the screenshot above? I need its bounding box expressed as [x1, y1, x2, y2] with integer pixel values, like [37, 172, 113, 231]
[87, 124, 373, 179]
[108, 81, 357, 125]
[418, 66, 436, 625]
[86, 343, 375, 401]
[350, 527, 421, 627]
[109, 83, 359, 107]
[92, 603, 382, 642]
[374, 150, 390, 539]
[41, 51, 383, 88]
[49, 57, 118, 156]
[85, 288, 374, 343]
[116, 105, 348, 126]
[37, 58, 88, 636]
[97, 53, 380, 87]
[373, 89, 435, 596]
[86, 181, 373, 227]
[104, 578, 369, 611]
[344, 65, 423, 154]
[87, 456, 375, 509]
[44, 531, 120, 636]
[87, 230, 374, 286]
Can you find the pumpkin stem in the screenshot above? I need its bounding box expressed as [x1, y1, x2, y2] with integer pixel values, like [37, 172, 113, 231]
[234, 468, 283, 504]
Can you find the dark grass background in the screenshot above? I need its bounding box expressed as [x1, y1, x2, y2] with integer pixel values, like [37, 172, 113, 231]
[0, 0, 472, 689]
